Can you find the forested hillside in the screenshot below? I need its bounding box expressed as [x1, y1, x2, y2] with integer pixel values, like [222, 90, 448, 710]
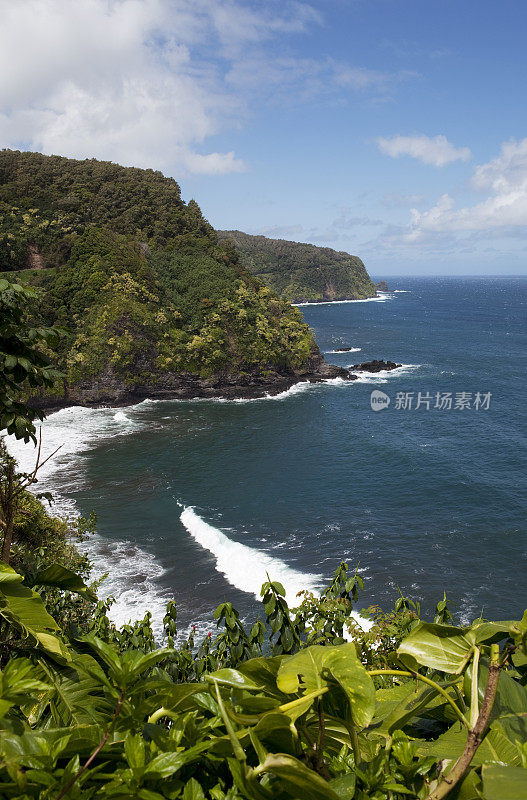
[0, 150, 340, 405]
[218, 230, 376, 303]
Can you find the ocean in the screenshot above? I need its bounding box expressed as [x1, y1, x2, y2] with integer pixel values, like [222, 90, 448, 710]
[9, 276, 527, 638]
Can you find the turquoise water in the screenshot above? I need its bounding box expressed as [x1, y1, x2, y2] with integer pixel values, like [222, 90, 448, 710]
[11, 277, 527, 634]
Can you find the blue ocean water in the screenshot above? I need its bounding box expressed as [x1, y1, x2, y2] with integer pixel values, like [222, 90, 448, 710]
[11, 277, 527, 634]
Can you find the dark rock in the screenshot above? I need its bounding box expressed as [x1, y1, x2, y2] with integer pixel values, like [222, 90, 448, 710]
[32, 347, 357, 410]
[376, 280, 390, 292]
[334, 347, 353, 352]
[350, 359, 401, 373]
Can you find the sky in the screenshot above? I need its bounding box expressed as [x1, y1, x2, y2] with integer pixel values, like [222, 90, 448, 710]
[1, 0, 527, 276]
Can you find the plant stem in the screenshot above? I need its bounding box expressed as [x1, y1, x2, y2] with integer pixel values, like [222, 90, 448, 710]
[55, 690, 125, 800]
[279, 686, 328, 713]
[367, 670, 468, 728]
[347, 718, 361, 766]
[315, 698, 330, 778]
[470, 647, 480, 729]
[423, 644, 501, 800]
[212, 680, 247, 764]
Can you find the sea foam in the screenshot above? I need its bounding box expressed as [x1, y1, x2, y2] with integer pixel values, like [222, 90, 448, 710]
[6, 405, 171, 634]
[180, 507, 321, 600]
[325, 347, 361, 354]
[295, 292, 393, 308]
[351, 364, 421, 384]
[180, 507, 372, 631]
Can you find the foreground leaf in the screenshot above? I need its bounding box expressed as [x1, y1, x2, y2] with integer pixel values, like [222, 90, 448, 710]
[482, 763, 527, 800]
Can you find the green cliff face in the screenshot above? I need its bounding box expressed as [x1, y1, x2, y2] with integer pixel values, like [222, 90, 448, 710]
[0, 151, 320, 401]
[217, 230, 377, 303]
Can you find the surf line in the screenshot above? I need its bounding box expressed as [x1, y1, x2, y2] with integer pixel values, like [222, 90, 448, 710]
[180, 507, 372, 631]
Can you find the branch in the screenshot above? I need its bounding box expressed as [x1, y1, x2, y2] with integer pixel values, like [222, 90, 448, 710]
[55, 690, 125, 800]
[424, 645, 501, 800]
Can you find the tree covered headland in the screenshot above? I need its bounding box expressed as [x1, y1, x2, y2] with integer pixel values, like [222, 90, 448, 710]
[0, 150, 320, 404]
[217, 231, 377, 304]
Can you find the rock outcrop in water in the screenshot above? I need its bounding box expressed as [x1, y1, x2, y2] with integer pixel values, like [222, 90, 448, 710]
[350, 359, 402, 373]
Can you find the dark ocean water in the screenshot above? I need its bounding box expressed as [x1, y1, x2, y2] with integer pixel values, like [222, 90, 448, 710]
[11, 277, 527, 635]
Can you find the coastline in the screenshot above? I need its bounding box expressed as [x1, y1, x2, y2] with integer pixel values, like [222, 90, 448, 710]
[35, 358, 404, 414]
[33, 292, 397, 414]
[34, 357, 356, 413]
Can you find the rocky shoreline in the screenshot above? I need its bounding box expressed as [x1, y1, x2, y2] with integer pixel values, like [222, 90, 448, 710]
[35, 355, 402, 413]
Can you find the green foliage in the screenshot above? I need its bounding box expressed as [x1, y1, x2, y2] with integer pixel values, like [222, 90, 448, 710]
[0, 151, 320, 404]
[1, 518, 526, 800]
[218, 230, 377, 303]
[0, 277, 64, 441]
[0, 562, 71, 663]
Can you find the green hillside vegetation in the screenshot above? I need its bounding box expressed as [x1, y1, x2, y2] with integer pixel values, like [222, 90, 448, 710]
[0, 150, 317, 403]
[218, 230, 376, 303]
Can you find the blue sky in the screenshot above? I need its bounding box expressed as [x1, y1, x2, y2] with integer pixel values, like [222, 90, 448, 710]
[2, 0, 527, 275]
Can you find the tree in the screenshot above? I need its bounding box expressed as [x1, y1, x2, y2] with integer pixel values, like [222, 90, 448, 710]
[0, 277, 64, 442]
[0, 436, 61, 564]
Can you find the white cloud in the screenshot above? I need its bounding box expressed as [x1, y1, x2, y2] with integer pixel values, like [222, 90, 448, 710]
[406, 138, 527, 240]
[376, 134, 471, 166]
[0, 0, 323, 175]
[0, 1, 418, 174]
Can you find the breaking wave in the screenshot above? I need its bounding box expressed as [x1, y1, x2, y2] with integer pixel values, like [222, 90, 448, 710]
[180, 507, 372, 630]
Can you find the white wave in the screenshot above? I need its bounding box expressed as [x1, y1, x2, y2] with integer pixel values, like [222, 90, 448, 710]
[6, 405, 171, 635]
[325, 347, 361, 354]
[352, 364, 421, 384]
[393, 290, 410, 293]
[113, 410, 133, 424]
[295, 293, 391, 307]
[7, 405, 137, 481]
[181, 507, 321, 600]
[180, 507, 372, 631]
[82, 535, 172, 634]
[197, 377, 352, 404]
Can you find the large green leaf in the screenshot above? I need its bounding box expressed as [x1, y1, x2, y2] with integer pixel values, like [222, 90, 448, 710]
[277, 644, 376, 728]
[238, 656, 287, 698]
[143, 742, 211, 779]
[37, 654, 114, 727]
[482, 764, 527, 800]
[277, 645, 329, 693]
[0, 658, 51, 718]
[0, 562, 70, 662]
[464, 660, 527, 722]
[398, 622, 476, 674]
[377, 679, 458, 734]
[470, 620, 515, 645]
[328, 773, 356, 800]
[32, 563, 97, 602]
[206, 668, 263, 691]
[417, 722, 520, 766]
[509, 610, 527, 655]
[324, 644, 376, 728]
[258, 752, 341, 800]
[140, 683, 203, 718]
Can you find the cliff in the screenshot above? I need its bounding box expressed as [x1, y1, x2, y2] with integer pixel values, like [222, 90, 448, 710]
[217, 230, 376, 303]
[0, 150, 348, 405]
